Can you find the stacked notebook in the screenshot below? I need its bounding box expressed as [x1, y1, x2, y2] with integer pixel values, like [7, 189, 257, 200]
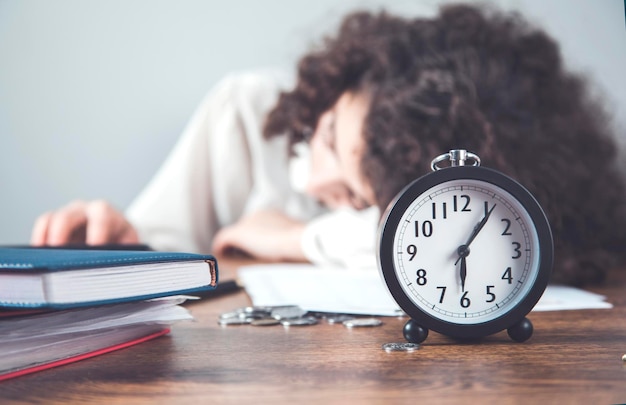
[0, 247, 218, 381]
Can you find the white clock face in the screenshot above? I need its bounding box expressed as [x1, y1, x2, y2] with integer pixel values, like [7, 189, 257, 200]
[391, 179, 540, 324]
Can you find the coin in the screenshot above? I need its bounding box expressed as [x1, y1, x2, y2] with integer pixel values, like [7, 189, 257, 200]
[382, 342, 420, 352]
[243, 306, 274, 314]
[218, 317, 252, 326]
[280, 317, 318, 326]
[219, 306, 275, 321]
[251, 318, 280, 326]
[343, 318, 383, 328]
[325, 315, 356, 324]
[271, 306, 307, 320]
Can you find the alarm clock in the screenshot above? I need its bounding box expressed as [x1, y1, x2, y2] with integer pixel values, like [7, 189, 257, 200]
[377, 150, 553, 343]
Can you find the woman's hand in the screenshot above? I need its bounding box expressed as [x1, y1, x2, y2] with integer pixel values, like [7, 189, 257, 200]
[212, 210, 307, 262]
[30, 200, 139, 246]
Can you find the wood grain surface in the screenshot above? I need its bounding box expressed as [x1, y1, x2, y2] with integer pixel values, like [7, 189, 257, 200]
[1, 259, 624, 404]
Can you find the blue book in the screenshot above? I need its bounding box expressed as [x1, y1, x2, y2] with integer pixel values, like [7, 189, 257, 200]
[0, 247, 218, 308]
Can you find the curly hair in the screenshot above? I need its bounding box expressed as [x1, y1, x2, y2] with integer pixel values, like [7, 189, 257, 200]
[264, 4, 626, 286]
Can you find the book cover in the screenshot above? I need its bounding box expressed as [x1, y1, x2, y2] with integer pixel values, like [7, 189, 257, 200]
[0, 327, 170, 382]
[0, 296, 192, 381]
[0, 247, 218, 308]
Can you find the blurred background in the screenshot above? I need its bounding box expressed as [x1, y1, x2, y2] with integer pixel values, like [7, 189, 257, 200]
[1, 0, 625, 245]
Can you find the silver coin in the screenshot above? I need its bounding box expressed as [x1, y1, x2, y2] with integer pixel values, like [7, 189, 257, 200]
[220, 306, 274, 320]
[243, 306, 274, 314]
[218, 317, 252, 326]
[220, 311, 262, 320]
[271, 306, 307, 320]
[280, 317, 318, 326]
[343, 318, 383, 328]
[382, 342, 420, 352]
[239, 307, 274, 318]
[325, 315, 356, 324]
[251, 318, 280, 326]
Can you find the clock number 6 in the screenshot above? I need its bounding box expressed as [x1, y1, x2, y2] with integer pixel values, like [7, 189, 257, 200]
[460, 291, 471, 308]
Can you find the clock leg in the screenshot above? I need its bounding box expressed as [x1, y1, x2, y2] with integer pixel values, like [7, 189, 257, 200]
[403, 319, 429, 343]
[507, 317, 533, 342]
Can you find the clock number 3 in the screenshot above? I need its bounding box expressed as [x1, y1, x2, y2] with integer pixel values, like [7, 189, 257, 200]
[512, 242, 522, 259]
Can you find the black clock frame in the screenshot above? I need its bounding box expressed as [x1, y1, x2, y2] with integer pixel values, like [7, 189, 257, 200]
[378, 165, 553, 341]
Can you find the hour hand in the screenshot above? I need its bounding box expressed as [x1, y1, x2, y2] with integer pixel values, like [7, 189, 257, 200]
[459, 254, 467, 292]
[456, 245, 469, 292]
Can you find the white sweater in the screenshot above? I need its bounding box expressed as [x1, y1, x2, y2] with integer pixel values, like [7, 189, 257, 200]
[126, 70, 379, 269]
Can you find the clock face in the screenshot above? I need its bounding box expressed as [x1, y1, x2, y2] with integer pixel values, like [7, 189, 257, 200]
[378, 166, 552, 338]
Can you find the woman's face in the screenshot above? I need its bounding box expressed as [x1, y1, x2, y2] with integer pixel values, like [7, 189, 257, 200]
[306, 91, 376, 210]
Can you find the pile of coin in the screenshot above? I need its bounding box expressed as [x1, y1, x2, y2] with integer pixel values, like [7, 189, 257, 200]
[218, 305, 382, 328]
[218, 305, 419, 352]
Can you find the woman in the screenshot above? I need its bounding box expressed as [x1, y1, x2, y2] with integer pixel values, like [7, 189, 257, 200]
[32, 4, 626, 285]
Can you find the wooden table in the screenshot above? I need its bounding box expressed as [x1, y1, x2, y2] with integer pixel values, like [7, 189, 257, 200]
[1, 259, 625, 404]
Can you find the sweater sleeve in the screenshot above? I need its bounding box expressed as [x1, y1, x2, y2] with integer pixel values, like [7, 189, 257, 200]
[125, 70, 295, 253]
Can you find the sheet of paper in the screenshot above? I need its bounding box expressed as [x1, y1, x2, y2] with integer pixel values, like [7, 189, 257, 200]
[533, 285, 612, 311]
[238, 263, 612, 316]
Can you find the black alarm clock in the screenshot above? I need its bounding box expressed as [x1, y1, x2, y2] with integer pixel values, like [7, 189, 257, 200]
[377, 150, 553, 343]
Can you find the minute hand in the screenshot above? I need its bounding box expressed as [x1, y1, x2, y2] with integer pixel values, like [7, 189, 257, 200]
[464, 203, 496, 248]
[455, 203, 497, 266]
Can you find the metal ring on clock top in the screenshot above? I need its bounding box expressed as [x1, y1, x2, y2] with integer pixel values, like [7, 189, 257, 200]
[431, 149, 481, 171]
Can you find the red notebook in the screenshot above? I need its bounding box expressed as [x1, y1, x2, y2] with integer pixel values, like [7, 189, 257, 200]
[0, 327, 170, 382]
[0, 297, 193, 382]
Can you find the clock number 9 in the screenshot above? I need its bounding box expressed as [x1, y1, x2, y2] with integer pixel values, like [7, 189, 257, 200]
[407, 244, 417, 260]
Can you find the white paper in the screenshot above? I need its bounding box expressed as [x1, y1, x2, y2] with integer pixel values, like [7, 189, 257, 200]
[238, 263, 612, 316]
[533, 285, 612, 311]
[239, 264, 403, 316]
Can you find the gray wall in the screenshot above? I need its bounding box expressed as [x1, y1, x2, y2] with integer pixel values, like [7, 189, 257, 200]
[1, 0, 625, 245]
